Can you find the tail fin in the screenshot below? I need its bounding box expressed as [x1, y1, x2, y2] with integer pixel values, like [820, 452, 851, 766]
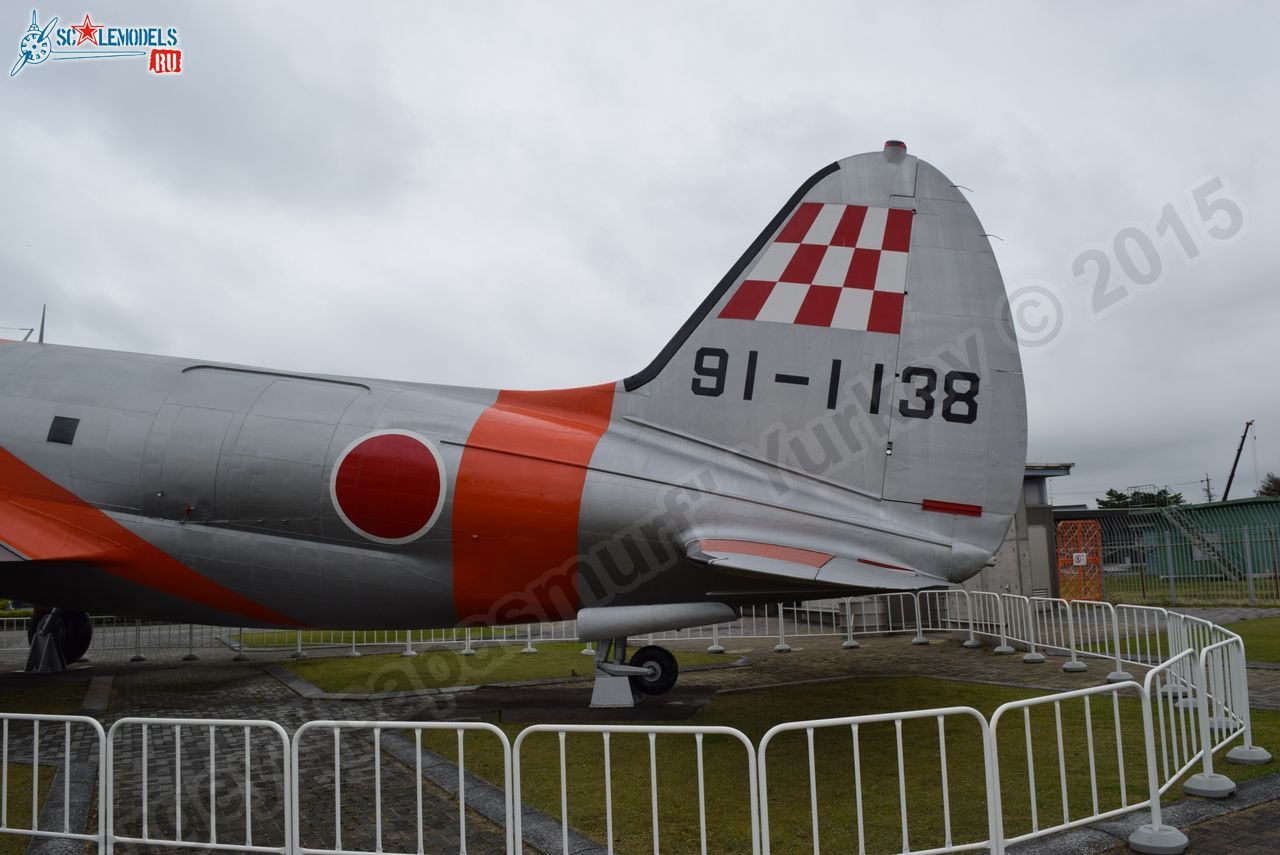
[622, 142, 1027, 564]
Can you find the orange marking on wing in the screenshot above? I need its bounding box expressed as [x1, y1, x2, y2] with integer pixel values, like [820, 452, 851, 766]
[452, 385, 614, 623]
[857, 557, 915, 573]
[0, 447, 303, 626]
[700, 539, 834, 568]
[922, 498, 983, 517]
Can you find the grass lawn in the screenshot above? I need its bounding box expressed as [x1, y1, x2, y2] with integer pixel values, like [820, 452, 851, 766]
[1080, 615, 1279, 665]
[237, 626, 538, 651]
[416, 676, 1280, 855]
[0, 683, 92, 853]
[236, 628, 479, 647]
[0, 765, 58, 855]
[283, 642, 727, 693]
[0, 683, 90, 716]
[1078, 633, 1167, 663]
[1103, 574, 1280, 608]
[1221, 616, 1280, 663]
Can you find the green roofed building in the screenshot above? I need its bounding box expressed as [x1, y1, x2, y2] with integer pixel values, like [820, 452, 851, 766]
[1130, 497, 1280, 580]
[1054, 496, 1280, 604]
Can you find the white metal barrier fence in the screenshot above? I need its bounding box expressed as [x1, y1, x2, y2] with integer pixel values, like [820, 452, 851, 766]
[512, 724, 761, 855]
[0, 713, 105, 850]
[759, 706, 993, 854]
[105, 717, 293, 854]
[291, 720, 513, 855]
[1, 597, 1273, 855]
[988, 681, 1148, 851]
[2, 589, 1219, 664]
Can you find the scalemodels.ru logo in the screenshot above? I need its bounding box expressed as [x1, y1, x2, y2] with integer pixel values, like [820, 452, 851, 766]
[10, 9, 183, 77]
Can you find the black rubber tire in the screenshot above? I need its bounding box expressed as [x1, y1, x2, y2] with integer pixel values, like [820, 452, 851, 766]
[26, 610, 92, 663]
[26, 613, 45, 645]
[628, 645, 679, 696]
[60, 610, 93, 663]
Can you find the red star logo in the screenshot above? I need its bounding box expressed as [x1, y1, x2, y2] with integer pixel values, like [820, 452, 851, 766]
[72, 14, 102, 47]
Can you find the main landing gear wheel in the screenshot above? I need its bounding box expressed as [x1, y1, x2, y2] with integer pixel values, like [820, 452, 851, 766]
[25, 609, 93, 667]
[59, 610, 93, 663]
[628, 645, 678, 696]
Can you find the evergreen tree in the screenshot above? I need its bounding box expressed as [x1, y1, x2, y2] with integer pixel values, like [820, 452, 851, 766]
[1096, 487, 1186, 508]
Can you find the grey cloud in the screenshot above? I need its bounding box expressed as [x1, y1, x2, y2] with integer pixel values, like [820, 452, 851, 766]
[1, 0, 1278, 503]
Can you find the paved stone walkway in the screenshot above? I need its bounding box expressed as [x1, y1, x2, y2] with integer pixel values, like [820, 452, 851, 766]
[99, 657, 513, 854]
[1172, 799, 1280, 853]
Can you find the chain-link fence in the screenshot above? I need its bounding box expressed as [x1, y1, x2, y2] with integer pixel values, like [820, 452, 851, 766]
[1070, 499, 1280, 606]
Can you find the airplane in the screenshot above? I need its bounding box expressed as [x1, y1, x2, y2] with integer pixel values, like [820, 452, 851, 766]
[1, 141, 1026, 707]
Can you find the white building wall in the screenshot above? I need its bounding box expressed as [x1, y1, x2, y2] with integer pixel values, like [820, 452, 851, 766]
[962, 495, 1034, 595]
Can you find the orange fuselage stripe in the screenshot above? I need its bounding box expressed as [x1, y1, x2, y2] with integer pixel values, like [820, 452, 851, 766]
[0, 447, 303, 626]
[451, 385, 615, 624]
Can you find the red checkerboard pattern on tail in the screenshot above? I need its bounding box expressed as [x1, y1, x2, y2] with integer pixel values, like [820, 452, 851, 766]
[718, 202, 913, 334]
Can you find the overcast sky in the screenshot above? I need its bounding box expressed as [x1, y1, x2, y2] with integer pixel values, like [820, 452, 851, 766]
[2, 2, 1277, 507]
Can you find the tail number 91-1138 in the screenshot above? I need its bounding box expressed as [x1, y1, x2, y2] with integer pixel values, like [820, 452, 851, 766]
[690, 347, 979, 424]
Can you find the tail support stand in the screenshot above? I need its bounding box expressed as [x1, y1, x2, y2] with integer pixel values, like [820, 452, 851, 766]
[590, 638, 645, 708]
[24, 611, 67, 673]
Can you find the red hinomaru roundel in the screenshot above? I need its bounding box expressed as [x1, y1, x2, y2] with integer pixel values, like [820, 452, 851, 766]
[329, 430, 447, 544]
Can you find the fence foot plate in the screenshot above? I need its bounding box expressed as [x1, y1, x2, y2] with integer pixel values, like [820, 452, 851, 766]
[1128, 823, 1189, 854]
[1062, 660, 1088, 673]
[1107, 670, 1134, 683]
[1184, 771, 1236, 798]
[962, 639, 983, 649]
[1022, 652, 1046, 664]
[1226, 744, 1273, 765]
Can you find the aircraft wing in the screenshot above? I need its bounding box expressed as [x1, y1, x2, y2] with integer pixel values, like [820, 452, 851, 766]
[687, 538, 952, 591]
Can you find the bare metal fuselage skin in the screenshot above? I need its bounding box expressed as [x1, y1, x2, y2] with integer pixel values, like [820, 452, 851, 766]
[0, 148, 1027, 630]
